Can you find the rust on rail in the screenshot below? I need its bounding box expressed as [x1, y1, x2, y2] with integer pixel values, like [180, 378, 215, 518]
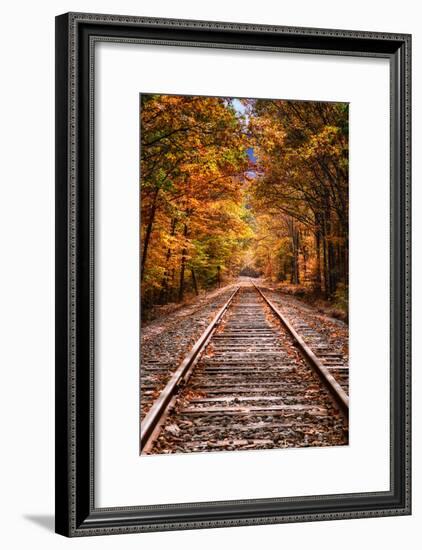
[253, 284, 349, 417]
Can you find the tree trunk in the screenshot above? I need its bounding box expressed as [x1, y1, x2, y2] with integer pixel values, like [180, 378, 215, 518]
[295, 229, 300, 284]
[159, 218, 177, 303]
[326, 213, 336, 295]
[191, 267, 199, 296]
[321, 214, 330, 298]
[141, 187, 159, 281]
[314, 214, 322, 293]
[328, 239, 336, 294]
[178, 223, 188, 302]
[290, 222, 300, 285]
[344, 237, 349, 286]
[170, 268, 176, 301]
[302, 244, 307, 280]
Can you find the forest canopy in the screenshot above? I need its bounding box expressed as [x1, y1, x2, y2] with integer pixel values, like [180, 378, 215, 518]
[140, 94, 349, 314]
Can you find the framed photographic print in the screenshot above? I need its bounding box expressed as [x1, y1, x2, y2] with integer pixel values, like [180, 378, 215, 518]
[55, 12, 411, 537]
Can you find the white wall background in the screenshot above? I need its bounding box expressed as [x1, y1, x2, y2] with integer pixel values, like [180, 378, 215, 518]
[0, 0, 418, 548]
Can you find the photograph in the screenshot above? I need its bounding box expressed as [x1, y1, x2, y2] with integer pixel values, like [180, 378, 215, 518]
[140, 94, 349, 455]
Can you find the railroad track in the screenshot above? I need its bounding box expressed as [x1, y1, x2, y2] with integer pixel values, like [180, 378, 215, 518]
[140, 283, 349, 454]
[261, 289, 349, 394]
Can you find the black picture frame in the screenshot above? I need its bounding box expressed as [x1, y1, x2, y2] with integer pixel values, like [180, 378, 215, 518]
[55, 12, 411, 537]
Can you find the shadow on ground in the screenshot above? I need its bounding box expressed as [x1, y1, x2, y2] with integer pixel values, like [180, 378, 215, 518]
[24, 514, 55, 533]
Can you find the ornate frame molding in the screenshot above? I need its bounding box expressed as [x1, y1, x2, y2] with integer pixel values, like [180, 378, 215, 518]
[55, 12, 411, 537]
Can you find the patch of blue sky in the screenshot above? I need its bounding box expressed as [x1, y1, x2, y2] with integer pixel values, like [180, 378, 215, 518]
[247, 147, 257, 163]
[231, 98, 247, 115]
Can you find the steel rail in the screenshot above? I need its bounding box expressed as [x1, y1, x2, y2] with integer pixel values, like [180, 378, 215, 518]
[253, 284, 349, 417]
[140, 286, 240, 452]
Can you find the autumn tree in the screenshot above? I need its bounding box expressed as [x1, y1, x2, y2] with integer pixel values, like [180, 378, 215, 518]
[140, 94, 349, 316]
[248, 99, 349, 303]
[140, 95, 251, 310]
